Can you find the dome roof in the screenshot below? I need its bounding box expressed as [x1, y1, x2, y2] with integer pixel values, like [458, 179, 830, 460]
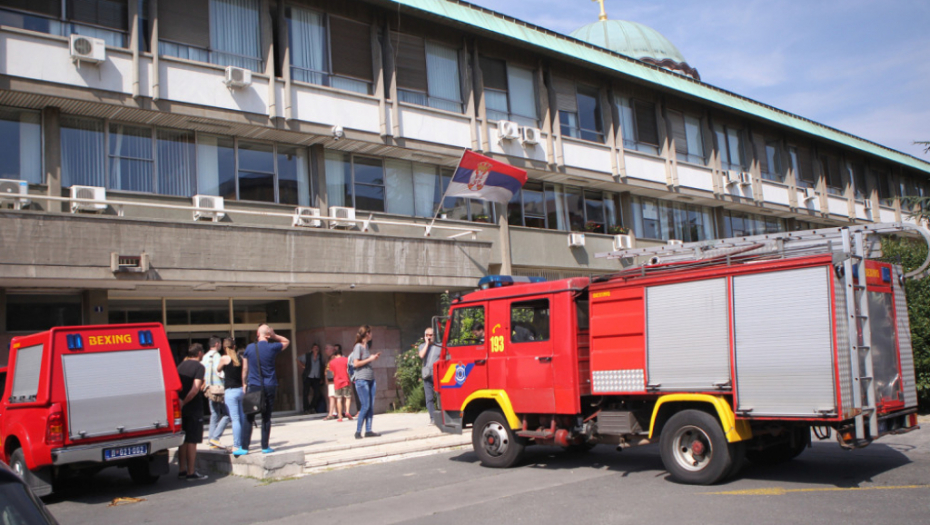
[569, 20, 699, 80]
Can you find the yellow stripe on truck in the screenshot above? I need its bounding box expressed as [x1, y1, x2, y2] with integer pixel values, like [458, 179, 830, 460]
[462, 390, 521, 429]
[649, 394, 752, 443]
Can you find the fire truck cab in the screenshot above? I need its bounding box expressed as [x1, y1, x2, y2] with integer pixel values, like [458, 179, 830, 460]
[431, 225, 923, 485]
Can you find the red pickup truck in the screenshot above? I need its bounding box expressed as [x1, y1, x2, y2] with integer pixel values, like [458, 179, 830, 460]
[0, 324, 185, 495]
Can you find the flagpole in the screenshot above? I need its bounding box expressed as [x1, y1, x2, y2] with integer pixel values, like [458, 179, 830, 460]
[425, 149, 469, 237]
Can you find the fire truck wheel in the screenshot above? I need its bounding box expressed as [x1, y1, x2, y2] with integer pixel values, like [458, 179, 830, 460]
[659, 410, 732, 485]
[473, 410, 525, 468]
[128, 459, 160, 485]
[725, 441, 747, 480]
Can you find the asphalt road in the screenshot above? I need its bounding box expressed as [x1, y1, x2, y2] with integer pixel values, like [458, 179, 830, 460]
[45, 431, 930, 525]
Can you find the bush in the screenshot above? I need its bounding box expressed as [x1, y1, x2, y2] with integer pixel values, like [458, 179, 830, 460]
[881, 237, 930, 410]
[395, 339, 425, 412]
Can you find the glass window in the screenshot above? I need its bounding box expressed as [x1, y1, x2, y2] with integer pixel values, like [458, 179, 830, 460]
[820, 155, 843, 194]
[874, 169, 893, 205]
[848, 161, 868, 201]
[508, 66, 537, 126]
[287, 7, 327, 86]
[714, 123, 744, 171]
[166, 299, 230, 326]
[0, 107, 41, 184]
[762, 139, 785, 182]
[632, 196, 716, 242]
[286, 8, 372, 94]
[108, 299, 163, 324]
[352, 156, 385, 212]
[576, 86, 603, 143]
[618, 97, 659, 155]
[196, 134, 236, 200]
[237, 141, 275, 203]
[446, 306, 485, 347]
[209, 0, 262, 71]
[545, 184, 568, 231]
[723, 210, 785, 237]
[683, 114, 705, 164]
[559, 110, 579, 139]
[324, 150, 351, 207]
[522, 183, 546, 229]
[0, 1, 127, 47]
[109, 123, 154, 193]
[233, 299, 290, 324]
[510, 299, 549, 342]
[61, 116, 106, 188]
[565, 186, 585, 232]
[6, 294, 82, 332]
[157, 129, 196, 197]
[277, 145, 309, 206]
[424, 42, 462, 113]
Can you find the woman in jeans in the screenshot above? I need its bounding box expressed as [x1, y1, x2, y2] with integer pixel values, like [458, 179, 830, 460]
[217, 338, 247, 455]
[350, 325, 381, 439]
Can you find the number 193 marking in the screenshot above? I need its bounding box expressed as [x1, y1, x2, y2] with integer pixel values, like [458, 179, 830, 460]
[490, 335, 505, 353]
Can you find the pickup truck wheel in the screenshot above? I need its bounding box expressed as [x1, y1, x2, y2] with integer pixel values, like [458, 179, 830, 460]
[128, 459, 160, 485]
[659, 409, 732, 485]
[10, 448, 33, 484]
[472, 410, 525, 468]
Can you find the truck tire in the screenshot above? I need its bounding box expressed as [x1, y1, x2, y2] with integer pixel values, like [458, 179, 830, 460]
[746, 428, 810, 466]
[9, 447, 53, 496]
[472, 410, 525, 468]
[659, 409, 733, 485]
[128, 458, 160, 485]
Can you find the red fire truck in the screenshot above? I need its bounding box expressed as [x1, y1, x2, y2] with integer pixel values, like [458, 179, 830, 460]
[431, 223, 924, 484]
[0, 324, 184, 495]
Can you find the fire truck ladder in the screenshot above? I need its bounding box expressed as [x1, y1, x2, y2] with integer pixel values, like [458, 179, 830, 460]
[596, 222, 930, 442]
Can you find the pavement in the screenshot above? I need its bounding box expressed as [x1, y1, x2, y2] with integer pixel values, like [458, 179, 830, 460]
[187, 411, 472, 479]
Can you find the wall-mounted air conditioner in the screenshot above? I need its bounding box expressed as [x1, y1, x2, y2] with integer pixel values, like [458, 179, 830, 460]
[329, 206, 356, 229]
[293, 206, 322, 227]
[568, 232, 585, 248]
[739, 172, 752, 186]
[497, 120, 520, 141]
[224, 66, 252, 89]
[667, 239, 684, 247]
[70, 185, 107, 213]
[725, 170, 741, 186]
[192, 195, 225, 222]
[803, 187, 817, 202]
[521, 126, 540, 145]
[0, 179, 29, 209]
[613, 234, 634, 251]
[70, 34, 106, 65]
[863, 199, 873, 210]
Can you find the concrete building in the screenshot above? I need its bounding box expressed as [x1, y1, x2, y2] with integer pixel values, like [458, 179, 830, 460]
[1, 0, 928, 413]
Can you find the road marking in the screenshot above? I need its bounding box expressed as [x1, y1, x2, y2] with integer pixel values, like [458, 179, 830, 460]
[704, 484, 930, 496]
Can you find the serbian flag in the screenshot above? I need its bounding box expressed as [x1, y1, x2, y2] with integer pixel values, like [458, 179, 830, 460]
[444, 150, 527, 204]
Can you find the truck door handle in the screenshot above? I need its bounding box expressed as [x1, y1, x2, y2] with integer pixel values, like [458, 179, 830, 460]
[536, 356, 552, 363]
[474, 359, 487, 365]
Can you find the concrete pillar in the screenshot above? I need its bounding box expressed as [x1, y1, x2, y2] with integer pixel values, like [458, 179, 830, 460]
[43, 107, 62, 212]
[82, 290, 109, 325]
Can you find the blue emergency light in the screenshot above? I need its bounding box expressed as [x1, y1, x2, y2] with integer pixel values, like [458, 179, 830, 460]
[138, 330, 154, 346]
[478, 275, 547, 290]
[66, 334, 84, 350]
[881, 266, 892, 283]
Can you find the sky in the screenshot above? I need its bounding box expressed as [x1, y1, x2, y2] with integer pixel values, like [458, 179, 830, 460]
[461, 0, 930, 161]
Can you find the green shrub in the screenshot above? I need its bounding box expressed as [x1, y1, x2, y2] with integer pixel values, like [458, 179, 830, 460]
[395, 339, 425, 412]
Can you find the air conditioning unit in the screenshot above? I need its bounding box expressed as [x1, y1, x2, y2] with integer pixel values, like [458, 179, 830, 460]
[224, 66, 252, 89]
[725, 170, 741, 186]
[70, 34, 106, 64]
[863, 199, 873, 210]
[192, 195, 225, 222]
[329, 206, 356, 229]
[613, 234, 634, 251]
[70, 185, 107, 213]
[0, 179, 30, 209]
[739, 172, 752, 186]
[110, 253, 150, 274]
[293, 206, 322, 227]
[521, 126, 540, 145]
[568, 232, 585, 248]
[667, 239, 684, 247]
[497, 120, 520, 141]
[803, 187, 817, 202]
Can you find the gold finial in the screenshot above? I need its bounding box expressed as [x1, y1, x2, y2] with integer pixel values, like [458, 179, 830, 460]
[592, 0, 608, 21]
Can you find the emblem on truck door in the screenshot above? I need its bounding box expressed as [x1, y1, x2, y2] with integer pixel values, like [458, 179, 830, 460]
[440, 363, 474, 389]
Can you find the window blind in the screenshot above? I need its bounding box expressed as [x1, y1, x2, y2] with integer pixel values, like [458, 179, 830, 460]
[479, 56, 507, 91]
[552, 76, 577, 112]
[330, 16, 373, 82]
[69, 0, 128, 31]
[669, 111, 688, 156]
[2, 0, 61, 17]
[633, 101, 658, 146]
[393, 32, 427, 92]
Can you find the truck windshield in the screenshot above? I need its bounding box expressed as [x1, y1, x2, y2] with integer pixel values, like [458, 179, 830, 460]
[447, 306, 485, 346]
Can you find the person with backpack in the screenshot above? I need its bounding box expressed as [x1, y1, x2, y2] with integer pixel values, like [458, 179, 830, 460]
[418, 327, 442, 425]
[349, 325, 380, 439]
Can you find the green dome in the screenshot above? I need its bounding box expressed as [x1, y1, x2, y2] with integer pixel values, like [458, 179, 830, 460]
[570, 20, 699, 80]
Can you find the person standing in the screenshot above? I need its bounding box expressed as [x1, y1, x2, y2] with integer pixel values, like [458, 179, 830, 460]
[297, 343, 323, 414]
[242, 324, 289, 454]
[327, 347, 352, 422]
[177, 344, 208, 481]
[350, 325, 380, 439]
[217, 338, 247, 456]
[418, 328, 441, 425]
[336, 343, 359, 417]
[201, 336, 229, 449]
[323, 344, 339, 420]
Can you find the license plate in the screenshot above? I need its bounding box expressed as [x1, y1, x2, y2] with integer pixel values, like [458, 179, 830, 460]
[103, 444, 149, 461]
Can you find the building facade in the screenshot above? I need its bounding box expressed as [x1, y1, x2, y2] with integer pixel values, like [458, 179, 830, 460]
[0, 0, 928, 413]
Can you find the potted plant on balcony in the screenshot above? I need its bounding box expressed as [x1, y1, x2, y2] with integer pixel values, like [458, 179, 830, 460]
[583, 221, 602, 233]
[607, 225, 630, 235]
[473, 214, 490, 223]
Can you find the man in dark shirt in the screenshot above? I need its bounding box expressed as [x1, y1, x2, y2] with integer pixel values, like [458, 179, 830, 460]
[242, 324, 289, 454]
[177, 343, 208, 481]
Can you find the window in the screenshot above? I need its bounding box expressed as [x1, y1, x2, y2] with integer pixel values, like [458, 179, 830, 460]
[899, 175, 924, 212]
[631, 196, 715, 242]
[847, 161, 868, 201]
[723, 210, 785, 237]
[714, 123, 744, 171]
[508, 183, 618, 233]
[874, 169, 893, 206]
[787, 145, 815, 188]
[209, 0, 262, 71]
[61, 116, 106, 188]
[6, 294, 82, 332]
[0, 107, 41, 184]
[109, 123, 154, 193]
[510, 299, 549, 343]
[618, 97, 659, 154]
[447, 306, 484, 347]
[819, 154, 843, 195]
[668, 110, 704, 164]
[761, 138, 785, 182]
[560, 85, 603, 143]
[325, 151, 450, 217]
[394, 33, 462, 113]
[108, 299, 163, 324]
[287, 8, 372, 94]
[0, 0, 128, 47]
[196, 138, 309, 204]
[479, 57, 538, 127]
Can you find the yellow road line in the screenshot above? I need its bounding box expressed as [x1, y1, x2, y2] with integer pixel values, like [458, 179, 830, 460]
[704, 484, 930, 496]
